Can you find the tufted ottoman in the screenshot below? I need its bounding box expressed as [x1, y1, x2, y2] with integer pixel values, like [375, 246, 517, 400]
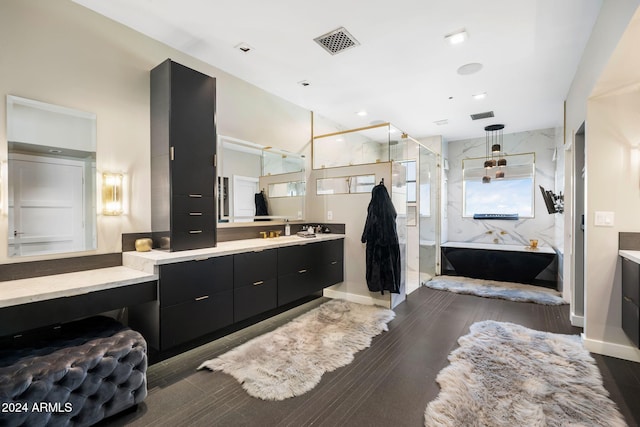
[0, 316, 147, 427]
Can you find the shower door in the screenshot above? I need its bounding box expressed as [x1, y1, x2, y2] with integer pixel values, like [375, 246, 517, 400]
[419, 145, 439, 284]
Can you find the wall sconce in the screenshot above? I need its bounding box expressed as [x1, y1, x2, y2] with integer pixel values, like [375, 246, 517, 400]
[102, 173, 123, 215]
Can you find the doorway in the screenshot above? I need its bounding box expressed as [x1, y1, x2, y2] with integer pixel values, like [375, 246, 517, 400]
[8, 153, 86, 256]
[232, 175, 259, 221]
[572, 123, 586, 325]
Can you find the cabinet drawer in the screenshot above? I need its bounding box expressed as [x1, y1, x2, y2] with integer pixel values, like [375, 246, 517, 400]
[160, 289, 233, 350]
[323, 260, 344, 287]
[234, 249, 277, 286]
[318, 239, 344, 265]
[278, 244, 317, 276]
[234, 278, 277, 322]
[160, 255, 232, 307]
[622, 257, 640, 305]
[622, 295, 640, 348]
[172, 213, 216, 232]
[173, 195, 215, 215]
[278, 270, 320, 306]
[170, 229, 216, 251]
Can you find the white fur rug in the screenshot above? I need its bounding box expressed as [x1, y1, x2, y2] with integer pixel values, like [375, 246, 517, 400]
[425, 321, 626, 427]
[198, 299, 395, 401]
[424, 276, 567, 305]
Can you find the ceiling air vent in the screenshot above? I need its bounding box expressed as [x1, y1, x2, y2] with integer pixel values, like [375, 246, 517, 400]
[470, 111, 495, 120]
[314, 27, 360, 55]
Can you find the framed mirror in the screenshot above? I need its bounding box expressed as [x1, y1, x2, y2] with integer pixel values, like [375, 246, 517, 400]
[6, 95, 97, 257]
[217, 135, 305, 224]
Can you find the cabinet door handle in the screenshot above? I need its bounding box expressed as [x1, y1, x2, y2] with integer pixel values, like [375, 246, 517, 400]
[170, 146, 174, 160]
[189, 230, 203, 234]
[195, 295, 209, 301]
[194, 256, 210, 261]
[253, 281, 264, 286]
[189, 194, 203, 198]
[190, 212, 203, 216]
[331, 261, 338, 265]
[298, 269, 307, 274]
[623, 296, 633, 303]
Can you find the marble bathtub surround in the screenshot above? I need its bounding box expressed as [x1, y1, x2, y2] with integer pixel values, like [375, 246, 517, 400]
[447, 128, 558, 247]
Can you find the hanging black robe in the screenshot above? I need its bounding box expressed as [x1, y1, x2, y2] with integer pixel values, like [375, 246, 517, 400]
[361, 183, 401, 294]
[254, 191, 270, 221]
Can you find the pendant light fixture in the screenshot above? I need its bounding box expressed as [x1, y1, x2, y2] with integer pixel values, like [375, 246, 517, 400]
[482, 124, 506, 183]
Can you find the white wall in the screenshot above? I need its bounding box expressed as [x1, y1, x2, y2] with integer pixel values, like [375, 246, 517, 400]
[584, 10, 640, 361]
[309, 163, 393, 308]
[564, 1, 640, 361]
[446, 129, 558, 247]
[0, 0, 311, 263]
[585, 92, 640, 361]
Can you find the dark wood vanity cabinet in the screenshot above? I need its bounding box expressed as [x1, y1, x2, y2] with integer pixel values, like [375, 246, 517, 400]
[233, 249, 278, 322]
[129, 238, 344, 354]
[278, 239, 344, 306]
[129, 256, 233, 351]
[622, 256, 640, 347]
[159, 256, 233, 349]
[150, 59, 217, 251]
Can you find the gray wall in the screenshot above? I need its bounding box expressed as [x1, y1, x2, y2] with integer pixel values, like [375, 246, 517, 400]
[0, 0, 311, 263]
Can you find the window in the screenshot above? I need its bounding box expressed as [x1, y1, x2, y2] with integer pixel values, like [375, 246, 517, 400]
[462, 153, 535, 218]
[399, 160, 417, 203]
[316, 174, 375, 195]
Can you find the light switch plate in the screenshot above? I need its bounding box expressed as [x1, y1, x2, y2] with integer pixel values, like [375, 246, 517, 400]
[327, 210, 333, 220]
[594, 211, 615, 227]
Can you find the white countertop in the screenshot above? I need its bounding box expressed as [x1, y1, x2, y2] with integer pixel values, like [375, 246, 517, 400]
[123, 233, 346, 274]
[441, 241, 556, 254]
[0, 266, 157, 308]
[620, 250, 640, 264]
[0, 234, 344, 309]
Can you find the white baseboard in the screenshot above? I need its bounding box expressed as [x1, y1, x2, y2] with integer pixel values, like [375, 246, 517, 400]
[570, 313, 584, 327]
[583, 337, 640, 363]
[322, 288, 390, 308]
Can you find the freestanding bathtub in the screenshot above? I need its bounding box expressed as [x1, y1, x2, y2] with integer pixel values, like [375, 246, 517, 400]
[440, 241, 557, 288]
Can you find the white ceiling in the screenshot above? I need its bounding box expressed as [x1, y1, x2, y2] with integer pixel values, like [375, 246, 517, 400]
[73, 0, 602, 141]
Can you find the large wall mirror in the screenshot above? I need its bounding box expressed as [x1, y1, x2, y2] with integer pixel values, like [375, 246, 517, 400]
[218, 135, 305, 224]
[6, 95, 97, 257]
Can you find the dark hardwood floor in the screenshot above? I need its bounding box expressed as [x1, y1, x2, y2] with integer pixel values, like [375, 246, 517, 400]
[100, 286, 640, 427]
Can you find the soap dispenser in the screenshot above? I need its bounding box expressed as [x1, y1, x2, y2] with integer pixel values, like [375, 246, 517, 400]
[284, 220, 291, 236]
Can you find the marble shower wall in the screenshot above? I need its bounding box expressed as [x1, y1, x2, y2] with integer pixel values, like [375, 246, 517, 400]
[446, 128, 558, 248]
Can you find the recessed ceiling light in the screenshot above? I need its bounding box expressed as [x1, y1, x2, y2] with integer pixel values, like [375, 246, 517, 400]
[434, 119, 449, 126]
[444, 29, 468, 45]
[457, 63, 483, 76]
[356, 110, 368, 117]
[473, 92, 487, 100]
[336, 138, 344, 142]
[234, 42, 253, 53]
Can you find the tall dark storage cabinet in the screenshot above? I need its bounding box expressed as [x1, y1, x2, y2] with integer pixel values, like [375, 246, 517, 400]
[150, 59, 217, 251]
